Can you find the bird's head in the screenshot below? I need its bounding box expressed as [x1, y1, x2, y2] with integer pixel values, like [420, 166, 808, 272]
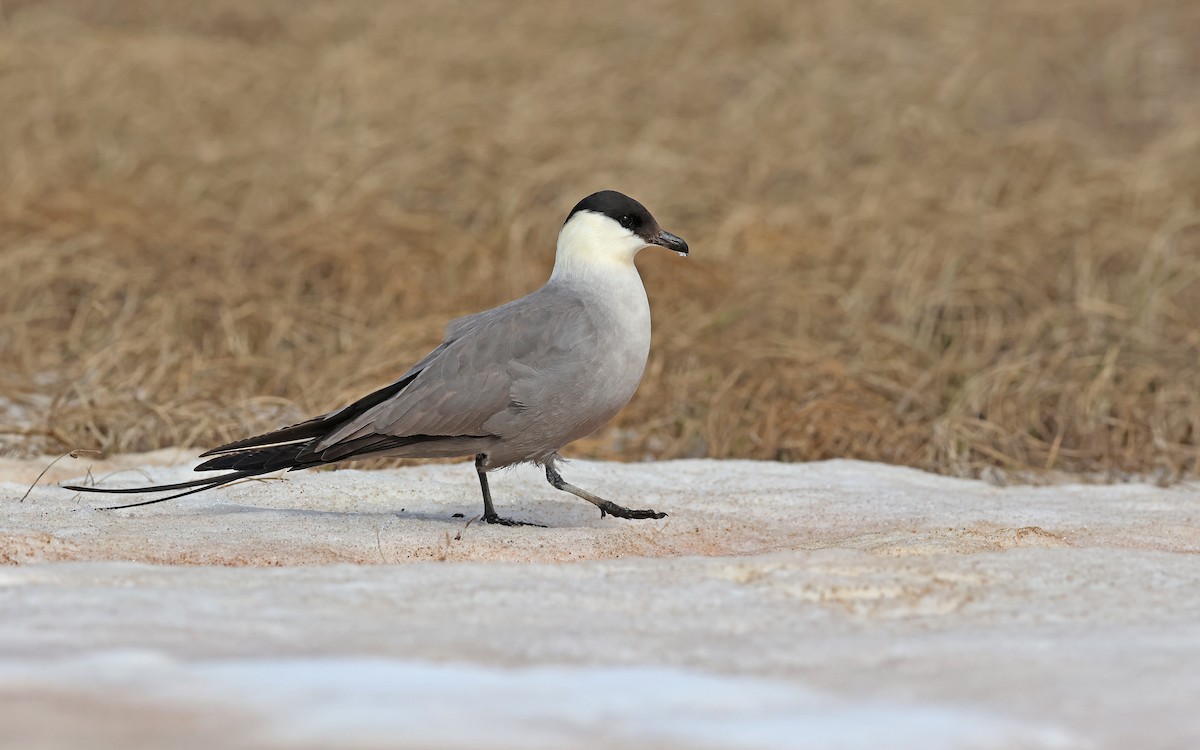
[553, 191, 688, 276]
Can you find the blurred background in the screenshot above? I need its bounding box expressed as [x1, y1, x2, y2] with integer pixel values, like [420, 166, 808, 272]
[1, 0, 1198, 479]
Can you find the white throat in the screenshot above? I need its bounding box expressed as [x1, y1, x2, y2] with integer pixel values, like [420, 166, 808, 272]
[549, 211, 648, 286]
[546, 210, 652, 350]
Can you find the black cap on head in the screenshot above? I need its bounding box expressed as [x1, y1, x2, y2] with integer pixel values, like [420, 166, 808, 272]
[565, 190, 689, 255]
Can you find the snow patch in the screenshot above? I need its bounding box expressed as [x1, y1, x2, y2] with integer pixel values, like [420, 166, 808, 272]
[3, 654, 1076, 750]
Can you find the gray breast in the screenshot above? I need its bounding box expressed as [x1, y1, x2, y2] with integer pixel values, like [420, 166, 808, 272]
[481, 282, 652, 465]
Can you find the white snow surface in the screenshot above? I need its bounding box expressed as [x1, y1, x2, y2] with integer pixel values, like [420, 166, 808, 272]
[1, 453, 1199, 749]
[0, 655, 1075, 750]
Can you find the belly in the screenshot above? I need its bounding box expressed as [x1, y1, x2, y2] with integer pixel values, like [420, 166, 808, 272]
[548, 317, 650, 443]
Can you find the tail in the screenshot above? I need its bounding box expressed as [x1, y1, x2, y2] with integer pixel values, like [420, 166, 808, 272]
[62, 470, 265, 510]
[62, 443, 322, 510]
[62, 369, 434, 510]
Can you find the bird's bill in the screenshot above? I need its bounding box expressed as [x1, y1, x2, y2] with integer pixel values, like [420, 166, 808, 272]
[651, 229, 689, 256]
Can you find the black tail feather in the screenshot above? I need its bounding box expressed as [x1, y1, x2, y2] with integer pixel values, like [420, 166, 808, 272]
[61, 474, 229, 494]
[61, 395, 458, 509]
[63, 443, 328, 511]
[63, 470, 260, 510]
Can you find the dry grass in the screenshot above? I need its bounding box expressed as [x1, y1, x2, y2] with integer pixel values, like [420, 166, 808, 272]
[2, 0, 1199, 479]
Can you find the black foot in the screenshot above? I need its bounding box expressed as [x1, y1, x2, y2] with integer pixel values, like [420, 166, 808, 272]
[595, 500, 667, 520]
[483, 513, 546, 528]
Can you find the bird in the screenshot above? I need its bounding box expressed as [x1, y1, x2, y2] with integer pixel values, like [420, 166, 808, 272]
[63, 190, 689, 526]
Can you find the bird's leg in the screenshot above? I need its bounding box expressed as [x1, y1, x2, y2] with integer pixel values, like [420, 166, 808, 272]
[544, 465, 667, 520]
[476, 454, 544, 527]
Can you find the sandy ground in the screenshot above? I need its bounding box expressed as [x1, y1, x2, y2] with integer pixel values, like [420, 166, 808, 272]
[1, 453, 1199, 749]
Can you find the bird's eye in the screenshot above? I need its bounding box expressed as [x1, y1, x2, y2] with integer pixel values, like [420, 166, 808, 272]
[619, 214, 635, 230]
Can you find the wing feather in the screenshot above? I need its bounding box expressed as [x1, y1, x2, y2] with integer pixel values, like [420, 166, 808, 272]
[311, 289, 594, 453]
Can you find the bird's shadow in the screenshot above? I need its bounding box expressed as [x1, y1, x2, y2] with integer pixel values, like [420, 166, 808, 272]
[187, 502, 590, 528]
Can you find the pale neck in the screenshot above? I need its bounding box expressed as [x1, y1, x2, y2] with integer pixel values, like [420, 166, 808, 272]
[549, 212, 644, 287]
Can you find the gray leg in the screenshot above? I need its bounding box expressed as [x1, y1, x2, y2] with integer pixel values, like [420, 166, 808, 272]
[476, 454, 544, 527]
[544, 465, 667, 520]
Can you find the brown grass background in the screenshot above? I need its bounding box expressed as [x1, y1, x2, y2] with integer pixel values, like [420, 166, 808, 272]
[2, 0, 1199, 479]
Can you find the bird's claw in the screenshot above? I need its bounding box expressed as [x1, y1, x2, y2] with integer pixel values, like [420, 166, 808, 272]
[483, 513, 546, 528]
[596, 500, 667, 520]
